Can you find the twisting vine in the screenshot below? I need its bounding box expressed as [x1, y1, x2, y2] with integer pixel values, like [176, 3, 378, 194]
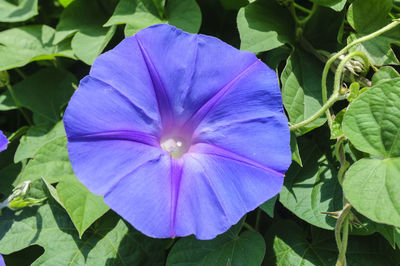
[289, 19, 400, 131]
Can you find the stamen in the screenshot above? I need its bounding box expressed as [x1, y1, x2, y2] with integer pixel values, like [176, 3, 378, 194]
[161, 138, 188, 158]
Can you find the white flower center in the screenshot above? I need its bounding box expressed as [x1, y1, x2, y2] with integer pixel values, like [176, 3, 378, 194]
[161, 138, 187, 158]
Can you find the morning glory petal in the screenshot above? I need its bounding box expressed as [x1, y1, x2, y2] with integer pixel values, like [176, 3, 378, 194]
[133, 24, 257, 124]
[103, 154, 177, 238]
[193, 61, 291, 173]
[89, 36, 161, 124]
[0, 130, 8, 152]
[174, 152, 284, 239]
[64, 76, 161, 139]
[68, 140, 163, 195]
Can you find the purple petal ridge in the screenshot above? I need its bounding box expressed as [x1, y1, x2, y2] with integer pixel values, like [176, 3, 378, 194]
[64, 23, 291, 240]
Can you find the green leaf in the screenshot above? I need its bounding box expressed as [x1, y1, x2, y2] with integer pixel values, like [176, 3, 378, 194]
[166, 219, 265, 266]
[20, 137, 74, 184]
[48, 177, 109, 238]
[303, 5, 346, 51]
[372, 66, 400, 86]
[330, 108, 345, 139]
[237, 0, 294, 53]
[0, 162, 25, 196]
[343, 79, 400, 157]
[10, 68, 76, 123]
[343, 79, 400, 227]
[0, 0, 38, 22]
[59, 0, 75, 7]
[105, 0, 202, 36]
[308, 0, 347, 11]
[0, 92, 17, 111]
[346, 0, 400, 66]
[264, 220, 400, 265]
[375, 223, 400, 249]
[279, 133, 342, 230]
[0, 200, 166, 265]
[290, 132, 302, 167]
[281, 49, 328, 135]
[14, 121, 66, 162]
[54, 0, 117, 65]
[71, 25, 117, 65]
[260, 195, 277, 218]
[0, 25, 75, 71]
[344, 158, 400, 227]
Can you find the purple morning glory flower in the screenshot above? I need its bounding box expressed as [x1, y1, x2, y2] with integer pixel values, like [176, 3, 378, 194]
[0, 254, 4, 266]
[64, 24, 291, 239]
[0, 130, 8, 152]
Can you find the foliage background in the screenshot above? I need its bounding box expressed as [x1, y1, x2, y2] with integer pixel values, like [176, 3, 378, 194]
[0, 0, 400, 265]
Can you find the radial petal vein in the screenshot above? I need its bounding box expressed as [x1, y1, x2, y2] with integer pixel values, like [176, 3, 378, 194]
[170, 158, 184, 237]
[183, 60, 260, 132]
[190, 142, 285, 177]
[135, 35, 174, 128]
[68, 130, 159, 147]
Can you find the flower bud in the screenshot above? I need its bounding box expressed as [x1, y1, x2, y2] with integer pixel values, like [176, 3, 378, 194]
[0, 181, 46, 213]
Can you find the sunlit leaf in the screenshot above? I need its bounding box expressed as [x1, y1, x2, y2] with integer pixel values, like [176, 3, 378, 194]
[0, 25, 75, 71]
[343, 79, 400, 227]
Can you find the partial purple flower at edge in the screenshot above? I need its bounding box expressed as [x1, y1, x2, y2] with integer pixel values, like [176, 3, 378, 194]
[0, 253, 4, 266]
[63, 24, 291, 240]
[0, 130, 8, 152]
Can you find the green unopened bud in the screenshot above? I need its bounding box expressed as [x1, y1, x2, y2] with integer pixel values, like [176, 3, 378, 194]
[0, 71, 9, 87]
[340, 55, 365, 75]
[0, 181, 46, 213]
[8, 197, 46, 210]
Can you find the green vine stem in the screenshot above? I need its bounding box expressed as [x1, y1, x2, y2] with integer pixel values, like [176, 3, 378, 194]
[335, 203, 352, 266]
[325, 51, 370, 128]
[289, 91, 342, 131]
[243, 222, 256, 232]
[293, 2, 311, 14]
[8, 126, 29, 143]
[335, 136, 350, 185]
[289, 2, 317, 41]
[322, 20, 400, 126]
[290, 20, 400, 132]
[6, 83, 32, 126]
